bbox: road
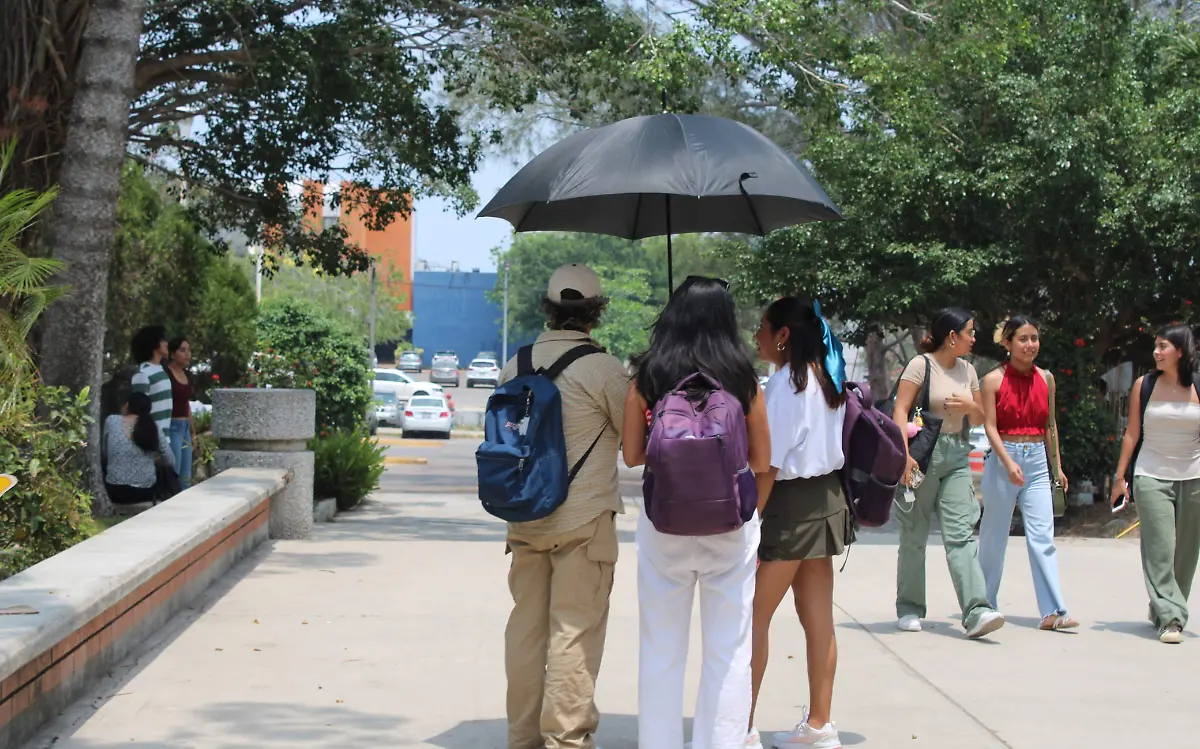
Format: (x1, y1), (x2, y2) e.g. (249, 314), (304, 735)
(31, 438), (1200, 748)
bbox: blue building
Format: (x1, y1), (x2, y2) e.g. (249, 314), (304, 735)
(412, 270), (532, 364)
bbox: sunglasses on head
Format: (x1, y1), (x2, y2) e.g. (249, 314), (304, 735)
(681, 275), (730, 290)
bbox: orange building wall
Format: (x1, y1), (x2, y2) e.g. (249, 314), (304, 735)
(338, 181), (413, 312)
(301, 180), (414, 312)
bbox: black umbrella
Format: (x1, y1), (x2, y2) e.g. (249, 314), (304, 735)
(478, 113), (842, 292)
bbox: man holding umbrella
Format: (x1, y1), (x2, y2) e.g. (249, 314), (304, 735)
(499, 264), (630, 749)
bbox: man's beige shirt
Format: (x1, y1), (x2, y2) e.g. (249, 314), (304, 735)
(499, 330), (630, 535)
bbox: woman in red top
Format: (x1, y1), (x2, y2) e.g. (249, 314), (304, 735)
(979, 316), (1076, 630)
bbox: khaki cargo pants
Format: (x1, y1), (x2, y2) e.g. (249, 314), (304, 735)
(505, 512), (619, 749)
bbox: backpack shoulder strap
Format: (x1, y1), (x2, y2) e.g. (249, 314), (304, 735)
(1139, 370), (1160, 427)
(920, 355), (934, 411)
(542, 344), (605, 380)
(517, 346), (535, 377)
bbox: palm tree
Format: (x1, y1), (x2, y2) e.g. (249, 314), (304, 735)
(0, 139), (63, 406)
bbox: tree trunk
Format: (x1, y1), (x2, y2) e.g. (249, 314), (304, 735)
(866, 328), (888, 397)
(38, 0), (146, 516)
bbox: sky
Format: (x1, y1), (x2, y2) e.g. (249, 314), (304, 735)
(412, 154), (523, 273)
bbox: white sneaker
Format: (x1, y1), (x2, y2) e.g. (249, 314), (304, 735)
(773, 716), (842, 748)
(896, 615), (922, 632)
(747, 727), (765, 749)
(967, 610), (1006, 639)
(1160, 623), (1183, 644)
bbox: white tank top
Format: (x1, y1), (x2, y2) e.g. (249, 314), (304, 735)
(1135, 401), (1200, 482)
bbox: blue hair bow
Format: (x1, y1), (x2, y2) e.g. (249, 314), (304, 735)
(814, 300), (846, 394)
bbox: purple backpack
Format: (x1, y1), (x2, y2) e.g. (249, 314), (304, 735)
(642, 373), (757, 536)
(839, 381), (907, 527)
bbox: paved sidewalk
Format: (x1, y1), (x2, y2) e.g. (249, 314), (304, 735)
(30, 448), (1200, 748)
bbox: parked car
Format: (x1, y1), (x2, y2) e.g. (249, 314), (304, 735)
(402, 394), (453, 438)
(372, 368), (443, 405)
(434, 350), (459, 368)
(430, 358), (460, 387)
(373, 391), (399, 427)
(466, 359), (501, 388)
(398, 351), (423, 373)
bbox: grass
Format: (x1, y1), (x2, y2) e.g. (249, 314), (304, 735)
(83, 514), (129, 538)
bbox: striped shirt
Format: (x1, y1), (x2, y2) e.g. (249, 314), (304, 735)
(130, 362), (173, 448)
(499, 330), (631, 535)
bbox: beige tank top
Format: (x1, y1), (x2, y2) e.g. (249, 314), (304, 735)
(1135, 401), (1200, 482)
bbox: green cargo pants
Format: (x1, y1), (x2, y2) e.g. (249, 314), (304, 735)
(895, 434), (996, 631)
(1134, 475), (1200, 629)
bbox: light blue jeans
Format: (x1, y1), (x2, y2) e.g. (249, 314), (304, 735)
(169, 418), (193, 489)
(979, 441), (1066, 619)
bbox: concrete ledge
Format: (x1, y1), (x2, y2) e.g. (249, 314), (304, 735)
(0, 467), (289, 747)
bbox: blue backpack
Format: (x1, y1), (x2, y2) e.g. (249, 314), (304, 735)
(477, 344), (608, 522)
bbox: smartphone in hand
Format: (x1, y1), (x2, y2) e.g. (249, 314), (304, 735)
(1112, 495), (1129, 513)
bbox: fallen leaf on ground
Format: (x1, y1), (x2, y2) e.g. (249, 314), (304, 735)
(0, 605), (38, 616)
(253, 619), (260, 624)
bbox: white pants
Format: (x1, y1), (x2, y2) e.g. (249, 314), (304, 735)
(637, 511), (760, 749)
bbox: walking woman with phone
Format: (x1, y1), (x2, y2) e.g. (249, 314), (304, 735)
(977, 316), (1076, 631)
(892, 308), (1005, 639)
(1111, 324), (1200, 644)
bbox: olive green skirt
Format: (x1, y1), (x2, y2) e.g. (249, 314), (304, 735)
(759, 471), (855, 562)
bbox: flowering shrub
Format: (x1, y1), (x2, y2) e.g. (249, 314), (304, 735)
(245, 349), (300, 389)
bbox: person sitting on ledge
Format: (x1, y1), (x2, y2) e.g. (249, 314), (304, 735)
(104, 392), (175, 505)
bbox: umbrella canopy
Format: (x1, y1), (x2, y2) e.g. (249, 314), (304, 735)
(478, 113), (842, 241)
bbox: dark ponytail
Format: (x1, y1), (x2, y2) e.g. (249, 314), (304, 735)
(1157, 324), (1198, 387)
(126, 392), (160, 454)
(763, 296), (846, 409)
(919, 307), (974, 353)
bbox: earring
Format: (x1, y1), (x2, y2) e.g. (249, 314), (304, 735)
(776, 342), (786, 352)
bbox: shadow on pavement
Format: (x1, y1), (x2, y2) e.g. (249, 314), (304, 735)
(1091, 619), (1192, 641)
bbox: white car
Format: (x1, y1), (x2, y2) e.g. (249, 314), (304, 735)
(401, 394), (453, 439)
(372, 368), (442, 406)
(466, 359), (501, 388)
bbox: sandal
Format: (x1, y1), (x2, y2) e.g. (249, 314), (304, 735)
(1039, 613), (1079, 631)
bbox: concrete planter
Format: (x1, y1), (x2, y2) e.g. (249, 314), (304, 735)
(212, 388), (315, 539)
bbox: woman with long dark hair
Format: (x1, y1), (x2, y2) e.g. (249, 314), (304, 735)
(978, 316), (1076, 631)
(893, 308), (1005, 639)
(1112, 323), (1200, 644)
(165, 337), (197, 488)
(748, 296), (851, 749)
(623, 276), (771, 749)
(103, 392), (175, 504)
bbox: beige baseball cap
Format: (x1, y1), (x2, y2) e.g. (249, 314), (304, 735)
(547, 263), (606, 304)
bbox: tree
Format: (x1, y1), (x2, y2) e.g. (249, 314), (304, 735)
(253, 257), (412, 344)
(36, 0), (147, 513)
(105, 162), (257, 399)
(590, 267), (657, 363)
(492, 231), (739, 342)
(667, 0), (1200, 480)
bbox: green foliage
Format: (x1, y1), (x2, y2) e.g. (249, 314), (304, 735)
(256, 299), (372, 432)
(311, 430), (386, 512)
(252, 257), (412, 344)
(590, 267), (657, 363)
(0, 384), (94, 579)
(492, 232), (746, 346)
(130, 0), (651, 276)
(0, 139), (63, 401)
(106, 162), (257, 392)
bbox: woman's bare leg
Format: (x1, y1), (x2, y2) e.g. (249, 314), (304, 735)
(791, 556), (837, 728)
(749, 559), (803, 730)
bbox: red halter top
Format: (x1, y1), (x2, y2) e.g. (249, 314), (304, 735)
(995, 364), (1049, 436)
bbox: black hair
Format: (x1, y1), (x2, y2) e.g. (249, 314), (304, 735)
(541, 298), (608, 333)
(633, 276), (757, 413)
(763, 296), (846, 409)
(168, 337), (189, 358)
(126, 392), (160, 454)
(1000, 315), (1039, 343)
(1156, 323), (1197, 386)
(919, 307), (974, 353)
(131, 325), (167, 363)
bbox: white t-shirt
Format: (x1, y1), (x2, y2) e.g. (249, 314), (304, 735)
(765, 364), (846, 480)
